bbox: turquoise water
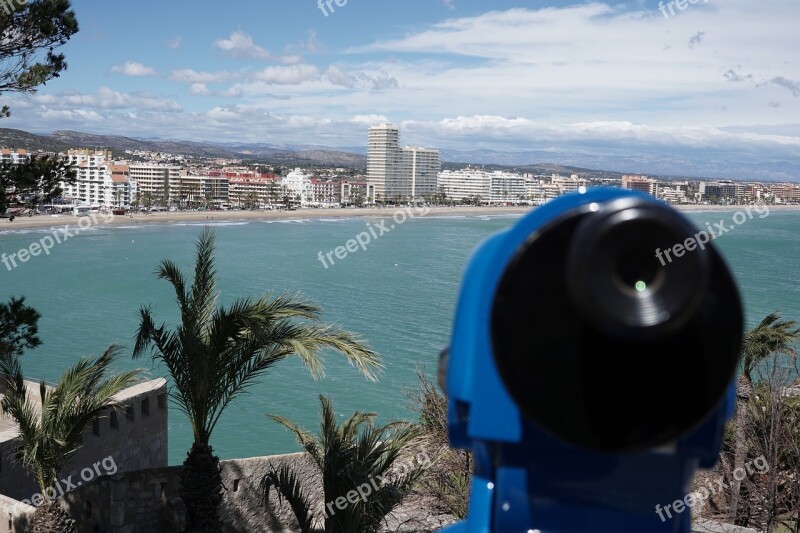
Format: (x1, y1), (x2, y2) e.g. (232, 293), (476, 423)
(1, 209), (798, 465)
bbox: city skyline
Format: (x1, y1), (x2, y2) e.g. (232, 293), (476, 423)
(0, 0), (798, 169)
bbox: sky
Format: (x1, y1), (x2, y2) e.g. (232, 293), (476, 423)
(3, 0), (800, 164)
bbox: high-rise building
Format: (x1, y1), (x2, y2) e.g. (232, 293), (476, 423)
(402, 147), (440, 200)
(367, 123), (440, 202)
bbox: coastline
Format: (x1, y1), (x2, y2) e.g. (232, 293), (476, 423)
(1, 203), (798, 231)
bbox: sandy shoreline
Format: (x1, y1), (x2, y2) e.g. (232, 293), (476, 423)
(1, 203), (798, 231)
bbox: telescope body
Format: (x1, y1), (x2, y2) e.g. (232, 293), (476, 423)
(440, 188), (743, 533)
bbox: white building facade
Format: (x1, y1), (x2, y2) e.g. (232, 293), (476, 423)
(282, 168), (313, 206)
(128, 164), (183, 206)
(437, 169), (528, 204)
(367, 124), (440, 203)
(61, 149), (116, 208)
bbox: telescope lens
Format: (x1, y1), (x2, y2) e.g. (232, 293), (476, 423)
(616, 248), (660, 292)
(491, 197), (743, 452)
(566, 198), (710, 337)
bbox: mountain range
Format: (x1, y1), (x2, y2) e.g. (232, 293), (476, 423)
(0, 128), (796, 182)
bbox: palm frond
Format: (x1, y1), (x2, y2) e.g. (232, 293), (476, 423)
(260, 464), (315, 533)
(268, 396), (426, 533)
(156, 259), (190, 322)
(279, 323), (382, 382)
(189, 228), (219, 328)
(742, 311), (799, 382)
(269, 413), (323, 468)
(0, 346), (141, 493)
(136, 229), (381, 449)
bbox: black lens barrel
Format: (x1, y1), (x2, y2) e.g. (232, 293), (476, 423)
(491, 198), (743, 452)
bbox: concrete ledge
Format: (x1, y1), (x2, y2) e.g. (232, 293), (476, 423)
(0, 494), (35, 533)
(692, 519), (761, 533)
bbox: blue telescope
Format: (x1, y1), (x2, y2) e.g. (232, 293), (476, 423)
(439, 188), (743, 533)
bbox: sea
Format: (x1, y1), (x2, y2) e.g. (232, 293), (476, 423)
(0, 208), (798, 465)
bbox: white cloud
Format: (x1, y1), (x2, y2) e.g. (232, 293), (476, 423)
(169, 69), (235, 84)
(29, 87), (182, 112)
(110, 62), (157, 77)
(214, 31), (271, 59)
(190, 83), (212, 96)
(326, 66), (398, 90)
(352, 114), (390, 125)
(253, 64), (319, 85)
(7, 2), (800, 167)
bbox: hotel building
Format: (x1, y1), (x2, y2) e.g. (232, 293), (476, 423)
(367, 124), (440, 202)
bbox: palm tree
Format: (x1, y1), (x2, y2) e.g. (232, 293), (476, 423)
(741, 312), (798, 384)
(730, 311), (798, 521)
(142, 191), (153, 210)
(0, 346), (140, 532)
(245, 191), (260, 210)
(133, 229), (381, 532)
(262, 395), (424, 533)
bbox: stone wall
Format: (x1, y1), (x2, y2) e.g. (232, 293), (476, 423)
(53, 456), (758, 533)
(62, 453), (454, 533)
(0, 379), (168, 503)
(0, 495), (33, 533)
(63, 453), (315, 533)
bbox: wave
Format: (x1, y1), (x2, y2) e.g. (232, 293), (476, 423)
(262, 219), (311, 224)
(313, 218), (358, 223)
(172, 221), (251, 227)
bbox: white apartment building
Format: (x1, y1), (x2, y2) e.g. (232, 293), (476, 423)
(282, 168), (313, 206)
(367, 124), (440, 202)
(526, 180), (561, 204)
(402, 147), (440, 201)
(0, 149), (31, 165)
(437, 169), (490, 202)
(128, 163), (183, 206)
(340, 180), (371, 205)
(310, 179), (339, 207)
(550, 174), (589, 194)
(60, 149), (120, 208)
(438, 169), (528, 204)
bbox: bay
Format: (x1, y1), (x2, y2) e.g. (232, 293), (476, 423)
(0, 209), (797, 464)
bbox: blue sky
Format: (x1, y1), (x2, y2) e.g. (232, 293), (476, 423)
(4, 0), (800, 164)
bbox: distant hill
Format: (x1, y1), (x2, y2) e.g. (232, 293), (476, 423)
(0, 128), (71, 153)
(47, 131), (368, 166)
(49, 130), (245, 159)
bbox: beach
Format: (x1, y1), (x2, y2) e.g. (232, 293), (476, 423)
(1, 203), (798, 231)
